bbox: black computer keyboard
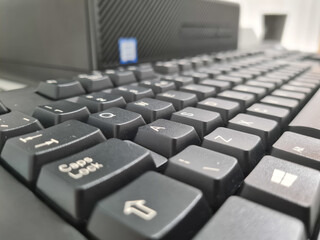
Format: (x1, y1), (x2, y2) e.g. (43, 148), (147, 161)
(0, 48), (320, 240)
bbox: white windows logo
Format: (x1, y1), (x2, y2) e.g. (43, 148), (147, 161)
(271, 169), (298, 187)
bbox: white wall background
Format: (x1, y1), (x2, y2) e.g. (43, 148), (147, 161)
(224, 0), (320, 52)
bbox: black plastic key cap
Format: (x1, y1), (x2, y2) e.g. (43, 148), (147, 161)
(199, 79), (231, 92)
(77, 92), (126, 113)
(180, 84), (216, 100)
(154, 62), (179, 74)
(289, 89), (320, 138)
(0, 101), (8, 114)
(37, 139), (154, 223)
(218, 90), (255, 111)
(198, 68), (221, 78)
(88, 172), (210, 240)
(202, 127), (264, 175)
(105, 69), (137, 86)
(87, 107), (145, 140)
(214, 75), (243, 86)
(240, 155), (320, 235)
(271, 89), (306, 103)
(246, 80), (276, 93)
(260, 95), (299, 112)
(256, 76), (284, 86)
(247, 103), (291, 128)
(161, 75), (194, 89)
(233, 84), (267, 99)
(134, 119), (200, 158)
(272, 132), (320, 170)
(228, 113), (280, 150)
(0, 111), (43, 150)
(1, 120), (105, 184)
(171, 107), (223, 139)
(125, 141), (168, 172)
(194, 196), (307, 240)
(156, 90), (198, 111)
(75, 73), (113, 93)
(126, 98), (175, 123)
(32, 101), (90, 127)
(165, 145), (243, 208)
(197, 97), (241, 123)
(289, 81), (317, 89)
(281, 84), (312, 95)
(37, 79), (86, 100)
(127, 65), (156, 81)
(139, 80), (176, 94)
(181, 71), (209, 83)
(111, 85), (154, 102)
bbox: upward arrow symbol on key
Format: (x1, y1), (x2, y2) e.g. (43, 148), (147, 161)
(123, 200), (157, 221)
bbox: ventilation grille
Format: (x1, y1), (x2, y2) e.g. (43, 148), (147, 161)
(95, 0), (239, 68)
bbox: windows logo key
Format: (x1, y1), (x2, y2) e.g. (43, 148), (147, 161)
(118, 38), (138, 65)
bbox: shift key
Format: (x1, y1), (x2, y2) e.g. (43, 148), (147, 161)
(1, 120), (106, 185)
(271, 131), (320, 170)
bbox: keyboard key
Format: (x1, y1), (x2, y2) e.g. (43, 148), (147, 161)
(247, 103), (291, 128)
(87, 107), (145, 140)
(0, 101), (8, 114)
(156, 90), (197, 111)
(111, 85), (154, 102)
(180, 84), (216, 100)
(104, 69), (137, 86)
(228, 113), (280, 150)
(197, 97), (241, 123)
(289, 89), (320, 138)
(88, 172), (210, 240)
(240, 155), (320, 234)
(217, 90), (255, 111)
(288, 81), (317, 89)
(194, 196), (306, 240)
(198, 68), (221, 78)
(246, 80), (276, 93)
(260, 95), (299, 112)
(271, 131), (320, 170)
(154, 62), (179, 74)
(32, 101), (90, 127)
(37, 79), (85, 100)
(214, 75), (243, 86)
(126, 98), (175, 123)
(125, 140), (168, 172)
(37, 139), (154, 223)
(256, 76), (283, 87)
(139, 80), (176, 94)
(233, 84), (267, 100)
(127, 65), (156, 81)
(228, 72), (253, 81)
(0, 166), (87, 240)
(271, 89), (306, 103)
(161, 76), (194, 89)
(181, 71), (209, 83)
(0, 111), (43, 150)
(1, 120), (105, 185)
(190, 57), (204, 69)
(171, 107), (223, 139)
(75, 73), (113, 92)
(77, 92), (126, 113)
(280, 84), (312, 96)
(175, 59), (193, 72)
(198, 79), (231, 92)
(134, 119), (200, 158)
(165, 145), (243, 208)
(202, 127), (264, 175)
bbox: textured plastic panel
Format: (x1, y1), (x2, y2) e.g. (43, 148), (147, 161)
(95, 0), (240, 68)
